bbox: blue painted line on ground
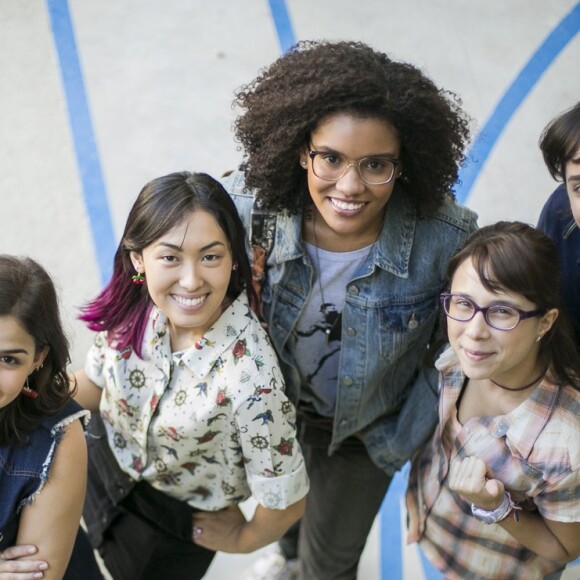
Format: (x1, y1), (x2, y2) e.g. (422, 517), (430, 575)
(380, 465), (407, 579)
(47, 0), (116, 285)
(455, 2), (580, 205)
(268, 0), (297, 53)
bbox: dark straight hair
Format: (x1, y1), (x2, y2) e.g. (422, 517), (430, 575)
(80, 171), (258, 357)
(445, 221), (580, 390)
(0, 255), (73, 445)
(539, 101), (580, 181)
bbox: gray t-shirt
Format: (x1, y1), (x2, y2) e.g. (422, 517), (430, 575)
(294, 242), (373, 416)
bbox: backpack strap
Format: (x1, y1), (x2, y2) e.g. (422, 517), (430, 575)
(250, 195), (276, 303)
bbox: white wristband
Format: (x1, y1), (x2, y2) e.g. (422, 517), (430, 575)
(471, 491), (521, 525)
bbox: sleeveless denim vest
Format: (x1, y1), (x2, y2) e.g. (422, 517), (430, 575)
(0, 400), (89, 548)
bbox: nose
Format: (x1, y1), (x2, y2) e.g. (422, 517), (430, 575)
(335, 162), (365, 196)
(180, 262), (203, 292)
(464, 311), (491, 339)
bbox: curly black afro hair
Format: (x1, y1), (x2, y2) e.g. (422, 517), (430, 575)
(233, 40), (472, 215)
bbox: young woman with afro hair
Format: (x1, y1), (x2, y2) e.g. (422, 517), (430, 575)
(222, 40), (479, 579)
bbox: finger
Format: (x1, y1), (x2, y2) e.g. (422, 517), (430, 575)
(484, 478), (504, 499)
(471, 457), (487, 480)
(0, 559), (48, 576)
(0, 546), (38, 560)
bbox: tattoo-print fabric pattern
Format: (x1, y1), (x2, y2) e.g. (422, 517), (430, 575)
(406, 348), (580, 580)
(85, 293), (309, 511)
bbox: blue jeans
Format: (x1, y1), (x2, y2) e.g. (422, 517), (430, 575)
(279, 411), (392, 579)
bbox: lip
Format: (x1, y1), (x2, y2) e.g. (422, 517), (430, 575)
(462, 347), (494, 362)
(328, 197), (367, 216)
(171, 294), (208, 310)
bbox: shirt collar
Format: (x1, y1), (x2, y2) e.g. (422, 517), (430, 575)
(490, 381), (559, 459)
(149, 293), (254, 381)
(437, 347), (558, 460)
(273, 183), (418, 278)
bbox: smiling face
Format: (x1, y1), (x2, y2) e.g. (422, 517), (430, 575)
(565, 148), (580, 226)
(300, 112), (401, 250)
(130, 209), (233, 350)
(0, 315), (47, 409)
(447, 258), (557, 387)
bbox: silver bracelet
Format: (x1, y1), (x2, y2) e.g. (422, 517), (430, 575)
(471, 491), (521, 525)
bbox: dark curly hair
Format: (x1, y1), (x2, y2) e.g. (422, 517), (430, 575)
(0, 255), (74, 446)
(233, 40), (471, 214)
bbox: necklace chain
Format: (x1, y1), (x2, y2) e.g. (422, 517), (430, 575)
(489, 371), (544, 392)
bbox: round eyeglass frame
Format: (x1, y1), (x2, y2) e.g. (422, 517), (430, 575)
(439, 293), (546, 331)
(308, 150), (400, 185)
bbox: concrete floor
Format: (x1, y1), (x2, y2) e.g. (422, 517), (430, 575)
(2, 1), (580, 578)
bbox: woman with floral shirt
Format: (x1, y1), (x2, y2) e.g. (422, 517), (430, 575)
(74, 171), (308, 579)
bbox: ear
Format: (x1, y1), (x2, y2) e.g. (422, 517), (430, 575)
(130, 251), (144, 273)
(299, 149), (309, 169)
(34, 345), (49, 369)
(538, 308), (559, 338)
(395, 161), (403, 179)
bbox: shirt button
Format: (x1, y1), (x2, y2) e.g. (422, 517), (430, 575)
(348, 286), (359, 296)
(345, 327), (356, 337)
(343, 376), (354, 387)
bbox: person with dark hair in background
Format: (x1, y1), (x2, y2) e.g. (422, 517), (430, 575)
(221, 40), (478, 579)
(537, 101), (580, 343)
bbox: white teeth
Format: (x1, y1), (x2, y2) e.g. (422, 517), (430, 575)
(173, 295), (205, 307)
(330, 198), (365, 211)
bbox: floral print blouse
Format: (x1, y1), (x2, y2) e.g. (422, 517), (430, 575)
(85, 293), (309, 511)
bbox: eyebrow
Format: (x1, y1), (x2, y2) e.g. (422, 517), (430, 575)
(156, 241), (227, 252)
(310, 144), (399, 158)
(451, 293), (522, 308)
(0, 348), (29, 355)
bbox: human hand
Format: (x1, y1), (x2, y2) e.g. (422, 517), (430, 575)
(0, 545), (47, 579)
(192, 505), (251, 553)
(448, 456), (505, 510)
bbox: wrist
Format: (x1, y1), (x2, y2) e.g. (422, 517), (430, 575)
(471, 491), (521, 525)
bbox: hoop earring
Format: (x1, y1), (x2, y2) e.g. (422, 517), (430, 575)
(22, 377), (38, 399)
(132, 272), (145, 285)
(232, 262), (238, 271)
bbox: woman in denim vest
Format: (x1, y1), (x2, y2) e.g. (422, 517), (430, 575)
(0, 255), (101, 579)
(222, 40), (479, 580)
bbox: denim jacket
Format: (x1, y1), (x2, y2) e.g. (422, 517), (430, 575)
(0, 400), (89, 549)
(222, 171), (478, 474)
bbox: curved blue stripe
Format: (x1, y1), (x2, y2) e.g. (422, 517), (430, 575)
(268, 0), (297, 53)
(47, 0), (115, 285)
(379, 466), (406, 579)
(455, 2), (580, 205)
